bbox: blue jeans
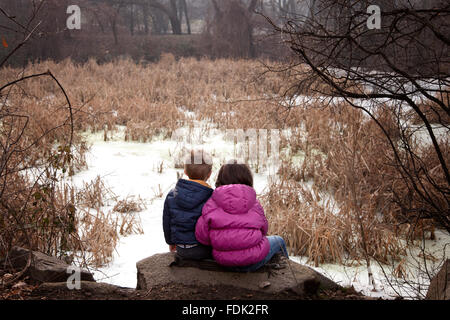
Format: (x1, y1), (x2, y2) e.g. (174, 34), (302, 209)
(231, 236), (289, 272)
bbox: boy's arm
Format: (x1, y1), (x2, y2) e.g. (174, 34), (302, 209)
(162, 193), (174, 245)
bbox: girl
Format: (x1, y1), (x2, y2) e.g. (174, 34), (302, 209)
(195, 161), (288, 272)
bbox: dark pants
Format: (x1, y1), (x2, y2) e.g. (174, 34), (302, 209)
(176, 244), (213, 260)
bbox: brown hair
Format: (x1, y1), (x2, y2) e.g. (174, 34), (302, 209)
(184, 149), (213, 180)
(215, 161), (253, 188)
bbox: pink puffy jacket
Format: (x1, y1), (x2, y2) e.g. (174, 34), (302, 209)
(195, 184), (270, 267)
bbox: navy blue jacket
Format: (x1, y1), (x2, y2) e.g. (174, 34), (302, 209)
(163, 179), (213, 245)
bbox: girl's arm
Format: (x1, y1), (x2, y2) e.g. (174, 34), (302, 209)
(256, 200), (268, 236)
(195, 200), (214, 245)
(261, 214), (269, 236)
(195, 215), (211, 246)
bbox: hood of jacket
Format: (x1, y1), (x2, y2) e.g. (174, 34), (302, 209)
(211, 184), (257, 215)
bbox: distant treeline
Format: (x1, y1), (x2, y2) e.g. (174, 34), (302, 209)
(0, 0), (306, 65)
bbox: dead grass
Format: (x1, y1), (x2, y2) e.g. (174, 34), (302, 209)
(76, 176), (116, 209)
(2, 57), (447, 271)
(113, 196), (146, 213)
(76, 207), (142, 268)
(264, 102), (447, 265)
(411, 89), (450, 125)
(1, 56), (286, 271)
(74, 181), (144, 267)
(0, 71), (89, 267)
(1, 56), (291, 139)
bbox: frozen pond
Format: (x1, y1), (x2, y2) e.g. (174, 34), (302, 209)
(71, 127), (449, 299)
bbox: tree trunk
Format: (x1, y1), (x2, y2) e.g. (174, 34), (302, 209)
(211, 0), (222, 19)
(110, 10), (119, 45)
(181, 0), (191, 34)
(112, 19), (118, 45)
(93, 11), (105, 33)
(248, 0), (258, 12)
(129, 4), (134, 35)
(169, 0), (182, 34)
(149, 0), (182, 35)
(143, 4), (149, 34)
(168, 13), (182, 34)
(259, 0), (266, 15)
(151, 9), (169, 34)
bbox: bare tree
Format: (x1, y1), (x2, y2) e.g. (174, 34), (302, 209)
(267, 0), (449, 233)
(146, 0), (182, 34)
(179, 0), (191, 34)
(207, 0), (258, 58)
(0, 1), (84, 286)
(90, 0), (190, 35)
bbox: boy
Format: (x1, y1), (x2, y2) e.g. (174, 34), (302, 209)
(163, 149), (213, 260)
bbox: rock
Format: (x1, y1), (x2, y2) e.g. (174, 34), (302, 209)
(289, 275), (320, 296)
(136, 253), (340, 297)
(426, 259), (450, 300)
(37, 281), (134, 296)
(6, 246), (95, 283)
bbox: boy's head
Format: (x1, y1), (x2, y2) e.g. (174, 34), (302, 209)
(183, 149), (213, 181)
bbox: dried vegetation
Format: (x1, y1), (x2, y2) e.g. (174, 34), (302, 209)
(1, 56), (447, 272)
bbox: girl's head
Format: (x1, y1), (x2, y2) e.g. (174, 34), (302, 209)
(215, 161), (253, 188)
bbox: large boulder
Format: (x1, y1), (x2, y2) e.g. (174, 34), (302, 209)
(4, 246), (95, 283)
(426, 259), (449, 300)
(136, 253), (340, 297)
(35, 281), (134, 299)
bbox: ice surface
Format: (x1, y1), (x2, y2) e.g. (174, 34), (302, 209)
(71, 127), (449, 299)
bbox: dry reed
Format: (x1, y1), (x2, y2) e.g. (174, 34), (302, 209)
(113, 196), (146, 213)
(2, 57), (447, 271)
